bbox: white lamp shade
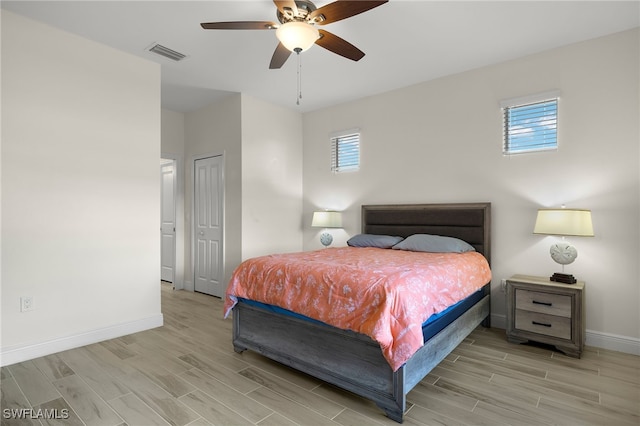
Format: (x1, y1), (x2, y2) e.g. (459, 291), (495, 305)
(312, 211), (342, 228)
(533, 209), (594, 237)
(276, 21), (319, 52)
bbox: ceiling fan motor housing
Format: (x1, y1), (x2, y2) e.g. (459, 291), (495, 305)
(277, 0), (324, 24)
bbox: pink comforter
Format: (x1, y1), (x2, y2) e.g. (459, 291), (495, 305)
(224, 247), (491, 371)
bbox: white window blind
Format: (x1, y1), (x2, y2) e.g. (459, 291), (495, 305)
(501, 91), (559, 155)
(330, 130), (360, 173)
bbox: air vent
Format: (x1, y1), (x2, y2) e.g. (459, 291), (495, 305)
(147, 43), (187, 61)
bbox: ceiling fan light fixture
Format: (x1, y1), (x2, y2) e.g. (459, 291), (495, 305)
(276, 21), (319, 52)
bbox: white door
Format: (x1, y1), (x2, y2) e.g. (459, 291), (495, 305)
(160, 160), (176, 283)
(194, 155), (224, 297)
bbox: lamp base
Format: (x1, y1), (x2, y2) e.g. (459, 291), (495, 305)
(550, 273), (577, 284)
(319, 232), (333, 247)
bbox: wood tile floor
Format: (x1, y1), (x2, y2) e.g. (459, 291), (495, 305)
(2, 283), (638, 425)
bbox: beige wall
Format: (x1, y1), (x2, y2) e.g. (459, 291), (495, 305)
(302, 29), (640, 347)
(240, 95), (303, 259)
(1, 11), (162, 364)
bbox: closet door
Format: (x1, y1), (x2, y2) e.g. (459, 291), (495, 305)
(194, 155), (224, 297)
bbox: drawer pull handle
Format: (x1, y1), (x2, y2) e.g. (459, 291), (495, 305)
(532, 321), (552, 328)
(532, 300), (552, 307)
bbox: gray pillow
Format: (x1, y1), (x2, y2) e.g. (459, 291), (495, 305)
(392, 234), (475, 253)
(347, 234), (404, 248)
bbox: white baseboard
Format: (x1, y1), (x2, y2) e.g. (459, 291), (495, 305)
(491, 313), (507, 330)
(585, 330), (640, 356)
(0, 314), (163, 367)
(489, 313), (639, 356)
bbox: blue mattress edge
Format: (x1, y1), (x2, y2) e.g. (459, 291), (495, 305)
(237, 286), (486, 342)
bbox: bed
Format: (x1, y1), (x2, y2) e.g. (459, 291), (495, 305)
(226, 202), (492, 422)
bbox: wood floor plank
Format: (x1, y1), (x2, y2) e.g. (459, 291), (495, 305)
(183, 418), (212, 426)
(115, 370), (200, 426)
(107, 393), (171, 426)
(234, 350), (325, 391)
(32, 354), (74, 381)
(312, 382), (411, 425)
(246, 385), (340, 425)
(177, 353), (259, 394)
(490, 371), (600, 403)
(35, 396), (85, 426)
(598, 391), (640, 417)
(331, 407), (386, 426)
(256, 412), (299, 426)
(538, 396), (638, 426)
(403, 404), (467, 426)
(80, 343), (138, 378)
(125, 355), (196, 398)
(542, 389), (640, 425)
(406, 391), (501, 426)
(595, 347), (640, 370)
(124, 341), (192, 375)
(51, 374), (123, 426)
(0, 376), (41, 426)
(598, 362), (640, 385)
(432, 376), (546, 420)
(178, 368), (274, 424)
(472, 400), (553, 426)
(410, 381), (479, 412)
(56, 348), (129, 401)
(451, 343), (508, 362)
(431, 365), (540, 407)
(239, 366), (345, 419)
(546, 366), (640, 400)
(178, 390), (255, 426)
(6, 361), (61, 406)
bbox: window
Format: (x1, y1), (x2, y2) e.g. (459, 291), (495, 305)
(330, 129), (360, 173)
(501, 91), (559, 155)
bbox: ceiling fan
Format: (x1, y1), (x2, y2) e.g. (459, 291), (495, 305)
(201, 0), (388, 69)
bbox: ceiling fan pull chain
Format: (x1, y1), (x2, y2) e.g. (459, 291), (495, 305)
(296, 48), (302, 105)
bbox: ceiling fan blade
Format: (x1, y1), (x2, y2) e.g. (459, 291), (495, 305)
(309, 0), (388, 25)
(200, 21), (277, 30)
(273, 0), (298, 18)
(315, 29), (364, 61)
(270, 42), (292, 69)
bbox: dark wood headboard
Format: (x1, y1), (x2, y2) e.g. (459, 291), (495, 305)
(361, 203), (491, 264)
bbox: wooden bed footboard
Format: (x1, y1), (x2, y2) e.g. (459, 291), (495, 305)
(232, 293), (490, 422)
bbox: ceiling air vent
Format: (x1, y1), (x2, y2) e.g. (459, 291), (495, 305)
(147, 43), (187, 61)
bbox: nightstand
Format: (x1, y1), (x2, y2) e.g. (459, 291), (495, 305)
(506, 274), (585, 358)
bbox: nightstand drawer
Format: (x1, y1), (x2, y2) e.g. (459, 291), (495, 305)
(515, 309), (571, 340)
(515, 289), (571, 318)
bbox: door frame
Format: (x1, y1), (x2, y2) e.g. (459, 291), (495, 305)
(161, 153), (184, 290)
(191, 152), (226, 295)
(160, 158), (176, 285)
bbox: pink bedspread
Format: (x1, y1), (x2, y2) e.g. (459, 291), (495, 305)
(224, 246), (491, 371)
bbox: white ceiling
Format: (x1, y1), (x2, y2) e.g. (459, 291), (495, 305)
(3, 1), (639, 113)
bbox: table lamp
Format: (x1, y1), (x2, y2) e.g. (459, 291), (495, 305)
(312, 211), (342, 247)
(533, 208), (594, 284)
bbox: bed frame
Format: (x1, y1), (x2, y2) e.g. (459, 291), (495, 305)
(232, 203), (491, 422)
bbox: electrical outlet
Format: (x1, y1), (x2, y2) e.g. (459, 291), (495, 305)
(20, 296), (34, 312)
(500, 279), (507, 293)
